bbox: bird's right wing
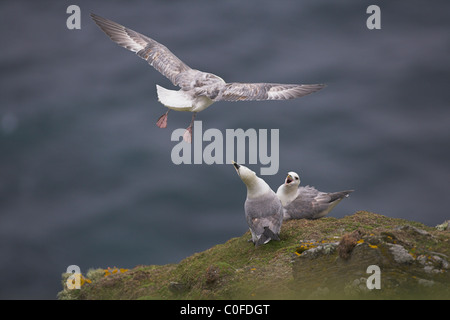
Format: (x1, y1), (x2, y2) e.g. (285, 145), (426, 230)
(284, 186), (319, 219)
(214, 83), (325, 101)
(91, 13), (191, 87)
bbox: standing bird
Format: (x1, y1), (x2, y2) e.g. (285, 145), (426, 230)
(232, 161), (283, 247)
(276, 171), (353, 220)
(91, 14), (325, 142)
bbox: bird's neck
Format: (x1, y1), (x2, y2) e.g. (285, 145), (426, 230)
(245, 177), (271, 199)
(277, 184), (298, 206)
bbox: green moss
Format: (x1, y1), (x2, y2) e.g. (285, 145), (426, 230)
(58, 211), (450, 300)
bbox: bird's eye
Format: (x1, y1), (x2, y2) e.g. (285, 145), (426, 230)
(295, 177), (299, 180)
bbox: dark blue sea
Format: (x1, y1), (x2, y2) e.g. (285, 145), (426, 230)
(1, 0), (449, 299)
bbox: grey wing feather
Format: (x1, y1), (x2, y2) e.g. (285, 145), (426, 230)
(90, 14), (191, 86)
(215, 83), (325, 101)
(285, 187), (353, 220)
(327, 190), (354, 203)
(176, 70), (226, 92)
(245, 192), (283, 236)
(284, 186), (320, 219)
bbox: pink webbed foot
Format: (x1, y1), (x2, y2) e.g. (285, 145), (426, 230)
(156, 111), (169, 128)
(183, 113), (197, 143)
(183, 126), (192, 143)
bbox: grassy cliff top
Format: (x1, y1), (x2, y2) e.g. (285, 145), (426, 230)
(58, 211), (450, 300)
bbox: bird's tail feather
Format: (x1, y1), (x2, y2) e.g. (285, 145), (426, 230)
(156, 85), (191, 110)
(255, 227), (280, 247)
(329, 190), (354, 203)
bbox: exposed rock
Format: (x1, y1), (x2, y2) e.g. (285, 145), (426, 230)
(417, 278), (435, 287)
(168, 281), (187, 294)
(397, 225), (430, 236)
(417, 254), (449, 274)
(436, 220), (450, 231)
(387, 244), (414, 264)
(299, 242), (338, 259)
(344, 277), (371, 295)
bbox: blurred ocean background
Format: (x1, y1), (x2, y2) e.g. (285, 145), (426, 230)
(1, 0), (449, 299)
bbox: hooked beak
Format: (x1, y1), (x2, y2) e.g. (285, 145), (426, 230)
(286, 174), (293, 184)
(232, 160), (240, 170)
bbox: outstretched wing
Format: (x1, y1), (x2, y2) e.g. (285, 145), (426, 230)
(215, 83), (325, 101)
(91, 13), (191, 86)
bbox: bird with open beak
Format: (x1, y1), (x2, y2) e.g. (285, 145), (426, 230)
(276, 171), (354, 220)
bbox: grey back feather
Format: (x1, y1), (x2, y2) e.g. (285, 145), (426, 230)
(284, 187), (353, 220)
(245, 190), (283, 237)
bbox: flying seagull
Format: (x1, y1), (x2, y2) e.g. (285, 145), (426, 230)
(90, 14), (326, 142)
(232, 161), (283, 247)
(276, 171), (354, 220)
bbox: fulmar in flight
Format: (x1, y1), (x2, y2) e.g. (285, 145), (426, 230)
(91, 14), (326, 142)
(276, 171), (354, 220)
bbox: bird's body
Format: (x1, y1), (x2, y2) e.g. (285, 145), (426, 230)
(277, 172), (353, 220)
(156, 84), (215, 113)
(90, 14), (325, 142)
(232, 162), (283, 246)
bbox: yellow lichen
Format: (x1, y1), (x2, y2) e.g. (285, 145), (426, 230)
(104, 267), (129, 277)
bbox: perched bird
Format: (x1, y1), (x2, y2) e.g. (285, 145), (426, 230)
(232, 161), (283, 246)
(91, 14), (326, 142)
(276, 171), (353, 220)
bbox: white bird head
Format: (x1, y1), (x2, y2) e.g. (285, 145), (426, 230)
(232, 161), (257, 183)
(285, 171), (300, 187)
(232, 161), (271, 199)
(276, 171), (301, 206)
